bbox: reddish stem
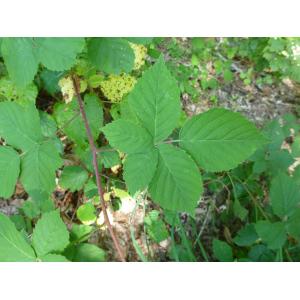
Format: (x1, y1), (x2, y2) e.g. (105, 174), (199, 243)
(72, 76), (126, 262)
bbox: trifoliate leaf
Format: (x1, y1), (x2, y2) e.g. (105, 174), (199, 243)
(59, 166), (89, 192)
(270, 172), (300, 219)
(20, 140), (63, 194)
(149, 144), (203, 215)
(123, 148), (158, 194)
(180, 108), (266, 172)
(0, 213), (36, 262)
(127, 57), (181, 143)
(88, 38), (135, 74)
(0, 146), (20, 199)
(102, 119), (153, 154)
(32, 210), (69, 257)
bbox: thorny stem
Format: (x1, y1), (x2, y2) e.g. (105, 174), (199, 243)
(72, 76), (126, 262)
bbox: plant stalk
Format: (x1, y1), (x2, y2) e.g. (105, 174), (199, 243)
(72, 76), (126, 262)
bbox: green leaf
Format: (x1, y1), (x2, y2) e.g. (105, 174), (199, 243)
(270, 172), (300, 218)
(149, 144), (203, 215)
(73, 243), (106, 262)
(255, 221), (286, 250)
(70, 224), (93, 243)
(0, 102), (42, 151)
(212, 239), (233, 262)
(233, 224), (259, 247)
(59, 166), (89, 192)
(144, 210), (169, 243)
(0, 146), (20, 198)
(39, 254), (69, 262)
(40, 69), (63, 95)
(32, 210), (69, 257)
(0, 77), (38, 104)
(179, 108), (266, 172)
(100, 146), (120, 168)
(76, 202), (97, 225)
(53, 93), (103, 147)
(123, 148), (158, 194)
(1, 38), (38, 87)
(35, 38), (85, 71)
(88, 38), (135, 74)
(102, 119), (153, 154)
(0, 213), (36, 262)
(127, 57), (181, 143)
(286, 208), (300, 240)
(1, 38), (84, 87)
(20, 140), (63, 194)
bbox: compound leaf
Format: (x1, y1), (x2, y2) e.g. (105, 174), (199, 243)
(0, 146), (20, 199)
(149, 144), (203, 215)
(0, 213), (36, 262)
(127, 57), (181, 143)
(180, 108), (266, 172)
(32, 210), (69, 257)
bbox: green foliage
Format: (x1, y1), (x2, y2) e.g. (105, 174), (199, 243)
(0, 146), (20, 198)
(255, 221), (286, 250)
(127, 57), (181, 143)
(59, 166), (89, 192)
(76, 202), (97, 225)
(0, 213), (36, 262)
(32, 210), (69, 257)
(0, 37), (298, 262)
(88, 38), (135, 74)
(212, 239), (233, 262)
(179, 108), (266, 172)
(1, 38), (84, 87)
(144, 210), (169, 243)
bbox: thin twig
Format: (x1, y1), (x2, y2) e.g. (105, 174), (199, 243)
(72, 75), (126, 262)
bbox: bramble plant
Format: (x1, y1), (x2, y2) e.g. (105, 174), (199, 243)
(0, 37), (298, 262)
